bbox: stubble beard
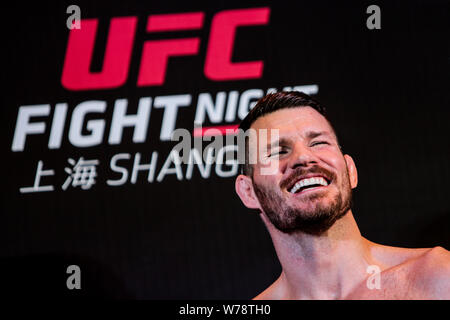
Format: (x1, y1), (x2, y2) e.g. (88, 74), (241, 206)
(253, 171), (352, 235)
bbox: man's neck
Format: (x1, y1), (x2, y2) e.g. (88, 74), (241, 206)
(261, 211), (378, 299)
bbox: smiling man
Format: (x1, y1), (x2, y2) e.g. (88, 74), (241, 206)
(235, 91), (450, 300)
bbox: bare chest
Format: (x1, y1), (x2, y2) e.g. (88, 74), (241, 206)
(345, 270), (429, 300)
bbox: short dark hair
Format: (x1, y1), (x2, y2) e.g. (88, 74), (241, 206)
(238, 91), (336, 176)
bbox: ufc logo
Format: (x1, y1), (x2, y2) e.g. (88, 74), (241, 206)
(61, 7), (270, 91)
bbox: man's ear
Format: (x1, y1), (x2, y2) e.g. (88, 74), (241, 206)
(235, 174), (261, 210)
(344, 154), (358, 189)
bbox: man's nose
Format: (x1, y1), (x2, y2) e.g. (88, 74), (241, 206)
(288, 142), (318, 169)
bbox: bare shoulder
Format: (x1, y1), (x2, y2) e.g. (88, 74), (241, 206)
(369, 242), (450, 299)
(420, 246), (450, 264)
(413, 246), (450, 299)
(405, 247), (450, 299)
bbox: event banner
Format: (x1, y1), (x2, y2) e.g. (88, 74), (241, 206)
(2, 0), (449, 300)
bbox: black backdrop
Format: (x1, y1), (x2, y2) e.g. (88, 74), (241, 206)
(1, 0), (449, 299)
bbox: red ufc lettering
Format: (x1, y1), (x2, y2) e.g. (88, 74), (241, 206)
(204, 8), (270, 81)
(61, 8), (270, 91)
(61, 17), (137, 91)
(137, 12), (204, 86)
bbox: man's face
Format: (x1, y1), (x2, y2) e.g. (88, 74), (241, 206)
(248, 107), (355, 235)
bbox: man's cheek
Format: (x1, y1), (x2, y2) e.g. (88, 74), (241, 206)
(260, 160), (280, 176)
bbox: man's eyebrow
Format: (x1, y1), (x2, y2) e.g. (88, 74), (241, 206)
(266, 138), (291, 150)
(265, 131), (333, 150)
(305, 131), (332, 139)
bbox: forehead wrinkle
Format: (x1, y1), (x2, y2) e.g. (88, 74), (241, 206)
(264, 126), (334, 146)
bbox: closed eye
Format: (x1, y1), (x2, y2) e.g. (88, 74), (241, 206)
(269, 148), (289, 157)
(310, 141), (329, 147)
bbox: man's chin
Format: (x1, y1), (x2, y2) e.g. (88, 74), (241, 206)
(287, 199), (335, 216)
(265, 200), (350, 235)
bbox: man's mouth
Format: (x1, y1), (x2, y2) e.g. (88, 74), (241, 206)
(289, 176), (329, 194)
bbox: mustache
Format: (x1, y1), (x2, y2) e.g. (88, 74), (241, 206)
(280, 165), (337, 190)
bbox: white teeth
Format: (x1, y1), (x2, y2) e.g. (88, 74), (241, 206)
(289, 177), (328, 193)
